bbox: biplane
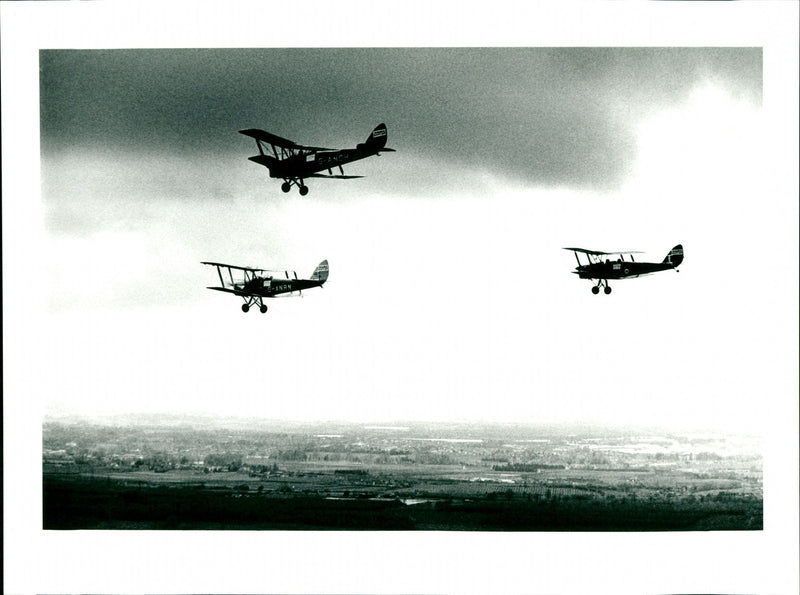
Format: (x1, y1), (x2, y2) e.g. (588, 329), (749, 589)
(239, 123), (395, 195)
(202, 260), (329, 313)
(563, 245), (683, 294)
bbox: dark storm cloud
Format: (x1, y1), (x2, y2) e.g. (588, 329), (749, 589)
(41, 48), (761, 190)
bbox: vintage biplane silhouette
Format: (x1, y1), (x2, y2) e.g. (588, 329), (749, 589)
(563, 245), (683, 294)
(239, 123), (395, 195)
(202, 260), (329, 313)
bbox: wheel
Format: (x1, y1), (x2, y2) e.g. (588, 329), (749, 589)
(260, 305), (268, 314)
(299, 185), (309, 196)
(591, 286), (600, 295)
(281, 182), (291, 193)
(604, 286), (612, 295)
(241, 304), (250, 313)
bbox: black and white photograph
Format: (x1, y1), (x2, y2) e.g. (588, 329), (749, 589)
(3, 2), (798, 594)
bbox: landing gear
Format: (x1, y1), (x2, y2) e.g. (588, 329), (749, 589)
(241, 296), (267, 313)
(281, 179), (310, 195)
(591, 280), (612, 295)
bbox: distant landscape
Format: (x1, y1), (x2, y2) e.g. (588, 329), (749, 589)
(43, 415), (762, 530)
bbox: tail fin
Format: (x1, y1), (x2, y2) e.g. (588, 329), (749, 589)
(310, 260), (329, 284)
(663, 244), (684, 267)
(357, 123), (393, 152)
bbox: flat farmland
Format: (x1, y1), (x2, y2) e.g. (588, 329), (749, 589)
(43, 417), (762, 530)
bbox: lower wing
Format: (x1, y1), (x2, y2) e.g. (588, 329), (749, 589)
(207, 286), (258, 297)
(308, 173), (364, 179)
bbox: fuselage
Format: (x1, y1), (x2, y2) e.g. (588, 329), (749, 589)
(250, 147), (378, 179)
(575, 260), (674, 280)
(240, 276), (323, 297)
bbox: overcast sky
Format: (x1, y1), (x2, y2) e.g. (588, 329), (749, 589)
(40, 48), (761, 191)
(34, 46), (796, 432)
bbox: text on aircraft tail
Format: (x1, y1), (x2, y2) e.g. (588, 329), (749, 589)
(311, 260), (329, 284)
(663, 244), (684, 267)
(358, 123), (389, 151)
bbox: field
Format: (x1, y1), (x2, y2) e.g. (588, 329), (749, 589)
(43, 417), (762, 530)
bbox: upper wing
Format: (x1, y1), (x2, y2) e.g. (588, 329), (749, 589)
(562, 247), (643, 255)
(202, 261), (298, 276)
(239, 128), (331, 151)
(563, 247), (611, 255)
(239, 129), (298, 148)
(202, 261), (266, 273)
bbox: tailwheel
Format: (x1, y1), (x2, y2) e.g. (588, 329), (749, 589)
(281, 182), (291, 193)
(241, 304), (250, 313)
(299, 185), (309, 196)
(260, 305), (268, 314)
(591, 286), (600, 295)
(604, 286), (612, 295)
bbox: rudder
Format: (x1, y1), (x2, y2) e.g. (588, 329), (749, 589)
(311, 260), (329, 284)
(359, 123), (389, 151)
(663, 244), (684, 267)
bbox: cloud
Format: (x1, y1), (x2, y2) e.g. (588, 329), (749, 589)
(41, 48), (761, 193)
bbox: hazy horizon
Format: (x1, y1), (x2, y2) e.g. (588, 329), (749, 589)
(42, 408), (762, 438)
